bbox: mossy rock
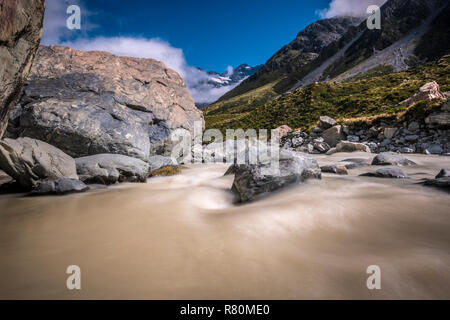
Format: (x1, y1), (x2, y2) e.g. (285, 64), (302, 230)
(149, 166), (181, 177)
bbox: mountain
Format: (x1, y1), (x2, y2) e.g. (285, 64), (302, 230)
(217, 17), (362, 102)
(203, 0), (450, 132)
(192, 64), (262, 108)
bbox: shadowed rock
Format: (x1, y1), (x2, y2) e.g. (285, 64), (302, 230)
(76, 154), (150, 185)
(372, 152), (416, 166)
(322, 125), (345, 147)
(320, 165), (348, 175)
(436, 169), (450, 179)
(0, 0), (45, 138)
(231, 150), (321, 203)
(0, 137), (78, 190)
(360, 168), (409, 179)
(31, 178), (89, 196)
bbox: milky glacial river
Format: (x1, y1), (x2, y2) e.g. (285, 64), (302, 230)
(0, 152), (449, 299)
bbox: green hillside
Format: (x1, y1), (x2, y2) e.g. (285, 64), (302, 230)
(204, 55), (450, 132)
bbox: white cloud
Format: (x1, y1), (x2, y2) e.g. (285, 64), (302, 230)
(318, 0), (387, 18)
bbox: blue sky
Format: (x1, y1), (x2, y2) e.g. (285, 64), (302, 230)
(42, 0), (382, 103)
(84, 0), (334, 72)
(43, 0), (343, 72)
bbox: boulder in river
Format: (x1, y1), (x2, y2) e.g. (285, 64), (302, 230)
(371, 152), (416, 166)
(436, 169), (450, 179)
(231, 149), (321, 203)
(0, 137), (78, 190)
(31, 178), (89, 196)
(8, 46), (204, 160)
(360, 168), (409, 179)
(76, 154), (150, 185)
(320, 165), (348, 175)
(0, 0), (45, 138)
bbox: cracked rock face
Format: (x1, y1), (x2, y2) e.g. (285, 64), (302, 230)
(8, 46), (204, 161)
(0, 0), (45, 139)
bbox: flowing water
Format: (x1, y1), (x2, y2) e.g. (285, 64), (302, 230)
(0, 152), (449, 299)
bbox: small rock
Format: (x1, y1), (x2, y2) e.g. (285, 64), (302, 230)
(436, 169), (450, 179)
(400, 147), (415, 154)
(275, 125), (293, 138)
(405, 135), (419, 142)
(318, 116), (337, 130)
(371, 152), (416, 166)
(31, 178), (89, 196)
(422, 177), (450, 191)
(335, 141), (371, 153)
(384, 128), (398, 139)
(380, 139), (391, 147)
(347, 135), (360, 142)
(367, 127), (379, 138)
(360, 168), (409, 179)
(322, 125), (346, 147)
(320, 165), (348, 175)
(426, 145), (443, 155)
(314, 141), (331, 153)
(312, 126), (324, 134)
(408, 122), (420, 132)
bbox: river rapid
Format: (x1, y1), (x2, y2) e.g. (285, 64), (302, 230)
(0, 152), (449, 299)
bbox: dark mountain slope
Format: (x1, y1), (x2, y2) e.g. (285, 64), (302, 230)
(217, 17), (361, 102)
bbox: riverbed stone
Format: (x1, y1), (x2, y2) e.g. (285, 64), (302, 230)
(76, 154), (150, 184)
(318, 116), (336, 130)
(436, 169), (450, 179)
(335, 141), (371, 153)
(322, 125), (345, 147)
(371, 152), (416, 166)
(360, 168), (409, 179)
(231, 150), (321, 202)
(31, 178), (89, 196)
(0, 137), (78, 190)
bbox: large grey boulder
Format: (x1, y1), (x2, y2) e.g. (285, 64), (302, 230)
(372, 152), (416, 166)
(322, 125), (345, 147)
(31, 178), (89, 196)
(0, 137), (78, 190)
(8, 46), (204, 160)
(231, 149), (321, 203)
(76, 154), (150, 185)
(0, 0), (45, 138)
